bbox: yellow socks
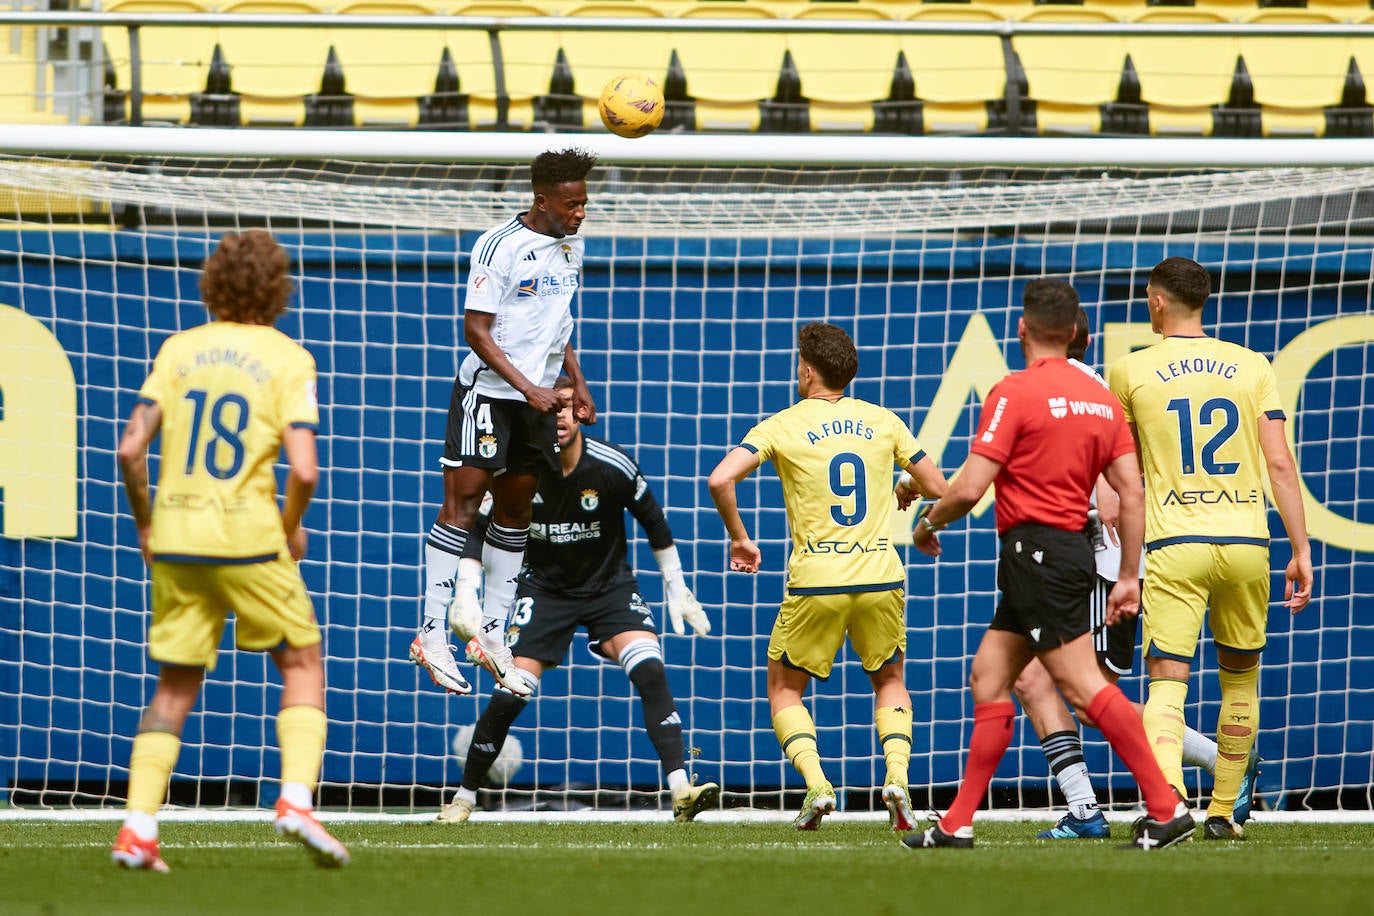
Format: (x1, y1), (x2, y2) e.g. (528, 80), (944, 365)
(1210, 664), (1259, 819)
(277, 705), (328, 792)
(126, 730), (181, 817)
(1142, 677), (1189, 793)
(875, 705), (913, 785)
(772, 705), (827, 789)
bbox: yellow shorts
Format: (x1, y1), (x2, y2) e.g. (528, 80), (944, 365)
(149, 554), (320, 671)
(1142, 542), (1270, 661)
(767, 588), (905, 680)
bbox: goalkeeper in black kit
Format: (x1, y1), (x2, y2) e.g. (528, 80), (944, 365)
(439, 377), (717, 823)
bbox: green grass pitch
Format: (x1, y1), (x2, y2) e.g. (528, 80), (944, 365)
(4, 818), (1374, 916)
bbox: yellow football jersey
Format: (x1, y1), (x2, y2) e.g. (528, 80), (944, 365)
(138, 321), (318, 562)
(742, 397), (924, 594)
(1108, 335), (1283, 550)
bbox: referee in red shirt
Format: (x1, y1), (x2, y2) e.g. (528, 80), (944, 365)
(902, 279), (1194, 852)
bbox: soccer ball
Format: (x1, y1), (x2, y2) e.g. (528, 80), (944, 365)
(598, 74), (665, 138)
(451, 723), (524, 787)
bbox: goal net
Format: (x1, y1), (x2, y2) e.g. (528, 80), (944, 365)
(2, 137), (1370, 816)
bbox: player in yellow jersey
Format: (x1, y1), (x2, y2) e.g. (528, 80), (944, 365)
(1109, 256), (1314, 841)
(110, 230), (348, 872)
(708, 322), (947, 831)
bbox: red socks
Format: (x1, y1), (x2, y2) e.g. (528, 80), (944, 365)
(1088, 684), (1179, 822)
(940, 701), (1016, 832)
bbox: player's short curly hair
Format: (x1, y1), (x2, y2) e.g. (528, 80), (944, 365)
(798, 322), (858, 390)
(531, 148), (598, 190)
(200, 230), (293, 325)
(1067, 307), (1090, 362)
(1149, 256), (1212, 310)
(1022, 278), (1080, 348)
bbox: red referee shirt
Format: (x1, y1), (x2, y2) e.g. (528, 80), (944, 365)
(970, 357), (1136, 535)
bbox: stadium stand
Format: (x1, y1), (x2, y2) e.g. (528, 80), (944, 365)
(0, 0), (1359, 135)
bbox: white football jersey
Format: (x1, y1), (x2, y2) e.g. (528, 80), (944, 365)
(459, 215), (582, 401)
(1071, 357), (1145, 582)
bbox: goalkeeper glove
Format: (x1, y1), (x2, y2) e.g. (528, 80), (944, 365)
(654, 545), (711, 636)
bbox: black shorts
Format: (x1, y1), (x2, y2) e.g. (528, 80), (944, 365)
(441, 381), (558, 476)
(506, 582), (657, 666)
(1090, 574), (1141, 676)
(989, 523), (1097, 653)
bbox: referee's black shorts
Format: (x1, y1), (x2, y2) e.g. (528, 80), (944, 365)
(989, 522), (1096, 653)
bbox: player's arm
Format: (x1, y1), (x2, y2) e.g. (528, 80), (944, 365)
(895, 454), (948, 510)
(280, 425), (319, 562)
(1094, 474), (1121, 548)
(630, 477), (710, 636)
(463, 311), (566, 415)
(911, 453), (1000, 558)
(116, 401), (162, 567)
(707, 446), (763, 573)
(559, 341), (596, 425)
(1101, 449), (1144, 625)
(1258, 414), (1314, 614)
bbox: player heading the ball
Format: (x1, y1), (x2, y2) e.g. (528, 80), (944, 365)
(411, 148), (598, 699)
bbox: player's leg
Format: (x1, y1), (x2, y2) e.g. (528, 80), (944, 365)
(1202, 544), (1270, 837)
(460, 469), (539, 694)
(112, 666), (203, 873)
(414, 461), (489, 695)
(852, 589), (916, 831)
(1139, 543), (1210, 796)
(1014, 658), (1109, 838)
(440, 657), (543, 823)
(113, 561), (219, 872)
(1040, 636), (1192, 847)
(269, 641), (348, 867)
(909, 628), (1026, 849)
(767, 593), (844, 829)
(602, 617), (719, 822)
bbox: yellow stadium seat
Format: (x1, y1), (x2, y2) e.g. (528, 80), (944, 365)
(332, 3), (450, 126)
(787, 6), (900, 105)
(669, 3), (788, 108)
(218, 1), (333, 124)
(0, 31), (66, 126)
(809, 101), (875, 132)
(1241, 11), (1350, 109)
(1261, 108), (1327, 138)
(446, 1), (558, 127)
(103, 0), (218, 124)
(1126, 8), (1236, 133)
(901, 7), (1005, 110)
(561, 3), (673, 127)
(1014, 8), (1124, 107)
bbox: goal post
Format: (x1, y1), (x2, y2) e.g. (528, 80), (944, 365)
(1, 129), (1370, 815)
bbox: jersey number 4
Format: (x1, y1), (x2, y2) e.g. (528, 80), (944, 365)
(183, 389), (250, 480)
(1166, 396), (1240, 476)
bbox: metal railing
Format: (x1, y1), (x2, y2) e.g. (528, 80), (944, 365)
(2, 9), (1373, 132)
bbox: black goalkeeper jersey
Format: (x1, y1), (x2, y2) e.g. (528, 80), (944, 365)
(520, 434), (675, 600)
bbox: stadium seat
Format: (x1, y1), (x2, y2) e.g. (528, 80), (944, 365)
(1014, 8), (1123, 133)
(1241, 11), (1350, 110)
(218, 1), (333, 124)
(332, 3), (451, 126)
(667, 4), (787, 130)
(0, 29), (67, 126)
(102, 0), (219, 124)
(786, 6), (898, 104)
(901, 6), (1006, 132)
(444, 2), (553, 128)
(1125, 8), (1237, 134)
(562, 3), (673, 129)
